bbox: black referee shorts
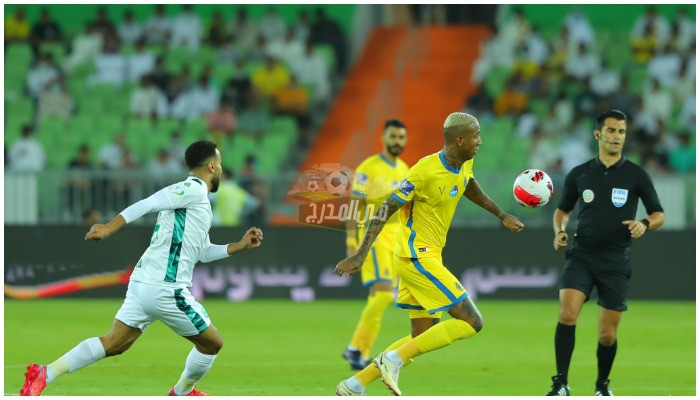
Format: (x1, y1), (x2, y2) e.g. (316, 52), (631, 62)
(559, 246), (632, 311)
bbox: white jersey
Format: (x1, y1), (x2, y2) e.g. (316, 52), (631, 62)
(121, 175), (228, 288)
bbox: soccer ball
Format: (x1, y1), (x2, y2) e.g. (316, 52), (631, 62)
(513, 169), (554, 208)
(325, 170), (350, 195)
(307, 180), (320, 192)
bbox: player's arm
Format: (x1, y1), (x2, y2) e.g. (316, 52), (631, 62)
(464, 178), (524, 232)
(553, 208), (571, 250)
(347, 168), (370, 256)
(334, 195), (403, 277)
(199, 228), (264, 263)
(622, 170), (666, 238)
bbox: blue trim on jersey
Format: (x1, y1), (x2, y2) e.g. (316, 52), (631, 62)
(379, 153), (397, 168)
(395, 302), (425, 310)
(174, 288), (208, 333)
(407, 202), (417, 258)
(391, 193), (407, 204)
(410, 257), (458, 303)
(427, 292), (468, 314)
(351, 189), (366, 198)
(363, 279), (394, 287)
(439, 151), (460, 174)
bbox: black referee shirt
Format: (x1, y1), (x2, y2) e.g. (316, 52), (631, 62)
(558, 156), (664, 250)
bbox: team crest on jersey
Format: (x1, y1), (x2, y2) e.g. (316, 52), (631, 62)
(611, 188), (628, 207)
(356, 173), (368, 185)
(449, 185), (458, 197)
(172, 184), (185, 196)
(582, 189), (594, 203)
(397, 179), (415, 196)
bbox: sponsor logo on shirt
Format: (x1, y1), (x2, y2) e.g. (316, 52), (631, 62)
(449, 185), (458, 197)
(582, 189), (594, 203)
(356, 173), (368, 185)
(611, 188), (628, 207)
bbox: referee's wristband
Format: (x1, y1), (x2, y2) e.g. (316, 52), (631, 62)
(641, 218), (650, 228)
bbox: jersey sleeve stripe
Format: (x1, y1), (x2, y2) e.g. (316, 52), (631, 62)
(391, 193), (407, 204)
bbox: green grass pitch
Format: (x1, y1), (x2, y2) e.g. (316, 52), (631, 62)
(4, 299), (695, 396)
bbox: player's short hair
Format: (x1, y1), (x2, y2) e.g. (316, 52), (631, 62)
(443, 112), (478, 129)
(185, 140), (218, 170)
(596, 109), (627, 131)
(384, 119), (406, 131)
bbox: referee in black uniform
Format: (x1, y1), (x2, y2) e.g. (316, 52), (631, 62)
(545, 109), (665, 396)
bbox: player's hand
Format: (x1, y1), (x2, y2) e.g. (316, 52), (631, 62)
(622, 220), (647, 239)
(85, 224), (110, 241)
(501, 214), (524, 232)
(553, 231), (568, 250)
(334, 254), (363, 277)
(240, 227), (264, 250)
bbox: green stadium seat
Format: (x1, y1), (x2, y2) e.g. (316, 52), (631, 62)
(39, 42), (67, 63)
(5, 98), (34, 142)
(485, 68), (511, 98)
(6, 43), (33, 70)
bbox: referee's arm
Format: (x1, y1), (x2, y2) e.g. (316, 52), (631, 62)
(552, 208), (571, 250)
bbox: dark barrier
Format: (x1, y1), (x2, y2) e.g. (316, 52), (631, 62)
(4, 227), (695, 300)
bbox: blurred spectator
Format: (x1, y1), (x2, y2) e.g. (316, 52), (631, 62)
(515, 106), (537, 138)
(524, 26), (549, 66)
(222, 61), (252, 110)
(273, 75), (311, 140)
(258, 7), (286, 42)
(130, 75), (167, 119)
(540, 108), (564, 137)
(642, 78), (672, 120)
(557, 128), (592, 173)
(606, 77), (635, 116)
(552, 92), (574, 128)
(563, 8), (595, 46)
(27, 52), (61, 99)
(213, 168), (260, 227)
(631, 6), (670, 47)
(170, 4), (202, 51)
(675, 7), (695, 52)
(206, 99), (237, 135)
(98, 133), (138, 169)
(239, 155), (268, 226)
(144, 4), (171, 46)
(237, 94), (270, 138)
(150, 56), (171, 93)
(63, 23), (103, 73)
(248, 34), (270, 64)
(529, 127), (559, 171)
(148, 148), (185, 184)
(218, 35), (244, 64)
(69, 144), (93, 169)
(207, 10), (228, 47)
(647, 44), (682, 87)
(169, 83), (195, 120)
(472, 25), (516, 85)
(38, 76), (74, 122)
(679, 82), (696, 130)
(630, 22), (658, 64)
(589, 60), (621, 97)
(294, 9), (311, 43)
(493, 78), (527, 115)
(291, 42), (330, 105)
(573, 79), (599, 118)
(83, 208), (102, 226)
(167, 130), (187, 165)
(5, 7), (30, 43)
(564, 43), (600, 82)
(9, 125), (46, 172)
(267, 28), (305, 66)
(90, 35), (126, 87)
(252, 55), (291, 98)
(31, 8), (62, 44)
(126, 39), (155, 82)
(191, 75), (220, 116)
(66, 144), (95, 213)
(90, 6), (117, 41)
(118, 9), (143, 45)
(310, 7), (347, 72)
(669, 132), (695, 173)
(462, 83), (494, 123)
(229, 8), (256, 52)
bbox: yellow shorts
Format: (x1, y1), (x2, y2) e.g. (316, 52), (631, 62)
(361, 245), (397, 287)
(394, 253), (468, 317)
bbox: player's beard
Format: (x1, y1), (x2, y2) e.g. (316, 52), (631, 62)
(386, 143), (404, 157)
(211, 174), (221, 193)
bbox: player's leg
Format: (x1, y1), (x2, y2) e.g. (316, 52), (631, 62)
(20, 282), (150, 396)
(595, 308), (621, 396)
(159, 287), (219, 396)
(344, 246), (395, 369)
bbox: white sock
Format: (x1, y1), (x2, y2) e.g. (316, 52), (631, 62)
(385, 350), (404, 366)
(46, 337), (106, 384)
(174, 347), (218, 395)
(345, 376), (365, 393)
(346, 345), (359, 352)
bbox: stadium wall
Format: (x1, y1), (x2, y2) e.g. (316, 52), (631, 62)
(5, 227), (694, 301)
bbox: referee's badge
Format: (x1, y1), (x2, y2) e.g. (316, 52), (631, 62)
(611, 188), (628, 207)
(582, 189), (594, 203)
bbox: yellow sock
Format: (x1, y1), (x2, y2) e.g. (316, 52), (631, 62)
(396, 319), (476, 361)
(349, 291), (394, 358)
(355, 335), (413, 387)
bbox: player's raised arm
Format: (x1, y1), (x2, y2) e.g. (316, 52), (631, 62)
(463, 177), (524, 232)
(334, 195), (403, 277)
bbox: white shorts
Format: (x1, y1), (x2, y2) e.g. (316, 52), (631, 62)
(115, 281), (212, 337)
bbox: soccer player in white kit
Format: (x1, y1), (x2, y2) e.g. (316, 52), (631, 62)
(20, 141), (264, 396)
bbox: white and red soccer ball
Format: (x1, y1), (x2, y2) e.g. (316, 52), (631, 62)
(513, 169), (554, 208)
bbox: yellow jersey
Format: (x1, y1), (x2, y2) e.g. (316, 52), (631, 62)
(351, 153), (409, 250)
(391, 151), (474, 258)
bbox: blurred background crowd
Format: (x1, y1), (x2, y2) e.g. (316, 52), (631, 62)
(3, 4), (695, 228)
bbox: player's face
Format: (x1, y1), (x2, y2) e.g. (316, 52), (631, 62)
(383, 126), (407, 156)
(461, 123), (482, 160)
(596, 118), (626, 155)
(210, 150), (223, 193)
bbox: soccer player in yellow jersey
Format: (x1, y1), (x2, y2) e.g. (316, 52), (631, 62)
(335, 112), (525, 396)
(342, 119), (410, 370)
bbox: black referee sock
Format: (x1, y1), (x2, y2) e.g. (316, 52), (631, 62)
(596, 341), (617, 385)
(554, 322), (576, 383)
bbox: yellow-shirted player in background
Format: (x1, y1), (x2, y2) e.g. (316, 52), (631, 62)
(342, 119), (410, 370)
(335, 112), (525, 396)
